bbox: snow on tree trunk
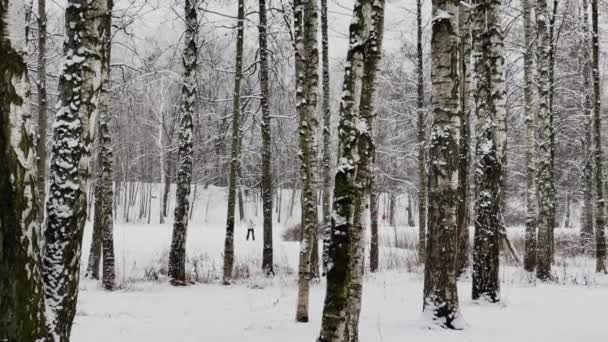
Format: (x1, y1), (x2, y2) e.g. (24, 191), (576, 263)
(0, 1), (47, 339)
(321, 0), (332, 276)
(295, 0), (320, 323)
(591, 0), (606, 273)
(416, 0), (427, 262)
(36, 0), (48, 220)
(169, 0), (198, 285)
(471, 0), (506, 303)
(318, 0), (385, 340)
(535, 0), (556, 281)
(42, 0), (106, 338)
(258, 0), (274, 277)
(422, 0), (464, 329)
(456, 1), (471, 277)
(523, 0), (538, 273)
(99, 0), (115, 290)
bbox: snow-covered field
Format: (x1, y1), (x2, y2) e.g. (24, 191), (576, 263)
(72, 185), (608, 341)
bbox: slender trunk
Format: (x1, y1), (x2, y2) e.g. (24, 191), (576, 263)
(85, 161), (102, 280)
(36, 0), (48, 219)
(258, 0), (274, 276)
(0, 2), (47, 338)
(321, 0), (332, 276)
(547, 0), (558, 263)
(422, 0), (463, 329)
(43, 0), (106, 338)
(295, 0), (320, 322)
(523, 0), (538, 272)
(416, 0), (427, 262)
(169, 0), (198, 285)
(456, 2), (471, 276)
(407, 194), (415, 227)
(370, 190), (379, 272)
(318, 0), (385, 340)
(471, 0), (506, 303)
(591, 0), (606, 273)
(222, 0), (244, 284)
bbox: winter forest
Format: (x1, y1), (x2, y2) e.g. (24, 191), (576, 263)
(2, 0), (608, 340)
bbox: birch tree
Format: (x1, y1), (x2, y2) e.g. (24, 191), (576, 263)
(169, 0), (198, 285)
(591, 0), (606, 273)
(422, 0), (464, 329)
(318, 0), (385, 340)
(36, 0), (48, 217)
(523, 0), (538, 273)
(42, 0), (107, 338)
(416, 0), (427, 261)
(471, 0), (506, 303)
(295, 0), (320, 322)
(258, 0), (274, 276)
(0, 1), (47, 339)
(321, 0), (332, 275)
(535, 0), (555, 281)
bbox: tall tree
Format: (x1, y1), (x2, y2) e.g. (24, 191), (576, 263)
(321, 0), (332, 275)
(591, 0), (606, 273)
(258, 0), (274, 276)
(43, 0), (106, 338)
(318, 0), (385, 340)
(416, 0), (427, 262)
(535, 0), (555, 281)
(456, 0), (471, 276)
(471, 0), (506, 302)
(169, 0), (198, 285)
(0, 1), (47, 339)
(422, 0), (463, 329)
(36, 0), (47, 217)
(523, 0), (538, 273)
(295, 0), (320, 322)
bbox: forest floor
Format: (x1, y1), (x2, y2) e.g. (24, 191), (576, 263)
(72, 221), (608, 342)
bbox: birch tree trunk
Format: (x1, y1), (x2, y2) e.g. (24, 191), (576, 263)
(422, 0), (463, 329)
(523, 0), (538, 273)
(42, 0), (106, 338)
(0, 1), (47, 339)
(456, 1), (471, 276)
(321, 0), (332, 276)
(416, 0), (427, 261)
(591, 0), (606, 273)
(36, 0), (48, 218)
(471, 0), (506, 303)
(258, 0), (274, 276)
(535, 0), (555, 281)
(579, 0), (594, 255)
(169, 0), (198, 285)
(85, 159), (102, 280)
(370, 189), (379, 272)
(295, 0), (320, 322)
(318, 0), (385, 340)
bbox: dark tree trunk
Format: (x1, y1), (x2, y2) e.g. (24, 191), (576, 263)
(416, 0), (427, 262)
(370, 191), (379, 272)
(36, 0), (48, 219)
(321, 0), (332, 276)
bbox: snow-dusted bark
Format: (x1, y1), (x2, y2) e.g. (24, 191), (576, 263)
(42, 0), (106, 339)
(222, 0), (244, 284)
(318, 0), (385, 340)
(535, 0), (555, 281)
(591, 0), (606, 273)
(169, 0), (198, 285)
(471, 0), (506, 303)
(456, 1), (471, 276)
(320, 0), (333, 277)
(258, 0), (274, 277)
(369, 189), (379, 272)
(36, 0), (48, 219)
(422, 0), (463, 329)
(295, 0), (320, 322)
(416, 0), (427, 261)
(523, 0), (538, 273)
(0, 1), (47, 339)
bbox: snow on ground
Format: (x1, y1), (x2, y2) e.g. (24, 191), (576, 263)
(72, 185), (608, 341)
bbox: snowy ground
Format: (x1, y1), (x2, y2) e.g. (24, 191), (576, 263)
(72, 185), (608, 341)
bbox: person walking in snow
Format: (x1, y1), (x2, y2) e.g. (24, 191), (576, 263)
(246, 219), (255, 241)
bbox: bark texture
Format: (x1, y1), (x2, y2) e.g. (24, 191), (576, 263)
(416, 0), (427, 262)
(169, 0), (198, 284)
(321, 0), (332, 276)
(36, 0), (48, 218)
(471, 0), (506, 303)
(43, 0), (106, 339)
(0, 1), (47, 339)
(318, 0), (385, 340)
(422, 0), (463, 329)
